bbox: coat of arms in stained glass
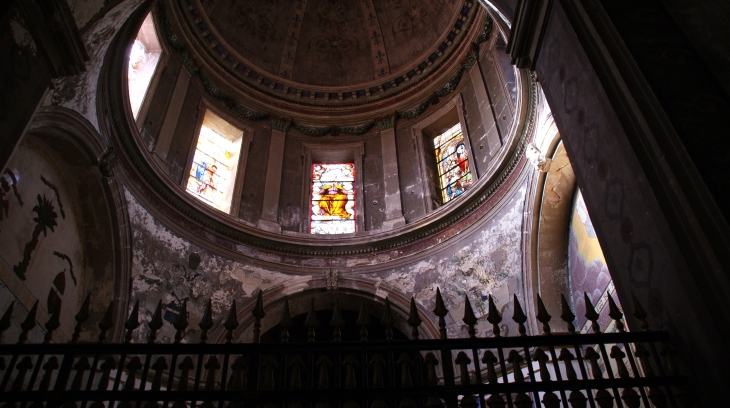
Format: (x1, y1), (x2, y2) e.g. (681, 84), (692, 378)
(311, 163), (356, 234)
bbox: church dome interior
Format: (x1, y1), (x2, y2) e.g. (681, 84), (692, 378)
(1, 0), (729, 405)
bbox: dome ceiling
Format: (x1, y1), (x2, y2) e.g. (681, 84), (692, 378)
(173, 0), (478, 109)
(203, 0), (461, 87)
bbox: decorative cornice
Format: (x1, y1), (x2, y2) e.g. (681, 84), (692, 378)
(165, 0), (479, 110)
(269, 117), (292, 133)
(376, 113), (398, 131)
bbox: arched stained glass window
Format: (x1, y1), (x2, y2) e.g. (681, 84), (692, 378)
(434, 123), (472, 203)
(186, 110), (245, 214)
(127, 13), (162, 120)
(311, 163), (356, 234)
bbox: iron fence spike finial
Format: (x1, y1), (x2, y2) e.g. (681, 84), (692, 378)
(407, 297), (422, 339)
(382, 297), (395, 340)
(253, 289), (266, 319)
(0, 301), (14, 343)
(607, 294), (625, 332)
(98, 300), (114, 343)
(43, 304), (61, 343)
(536, 294), (551, 335)
(18, 300), (38, 344)
(252, 290), (265, 343)
(124, 299), (140, 343)
(630, 291), (649, 331)
(462, 295), (477, 338)
(71, 293), (91, 343)
(173, 300), (188, 343)
(583, 293), (600, 333)
(560, 293), (576, 334)
(0, 301), (14, 331)
(512, 294), (527, 336)
(330, 298), (345, 341)
(199, 299), (214, 343)
(147, 300), (164, 343)
(306, 298), (319, 342)
(224, 299), (239, 343)
(486, 294), (502, 337)
(356, 299), (369, 341)
(433, 287), (448, 339)
(280, 298), (293, 343)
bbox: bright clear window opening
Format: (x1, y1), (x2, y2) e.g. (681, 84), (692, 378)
(311, 163), (356, 234)
(128, 12), (162, 120)
(434, 123), (473, 203)
(186, 110), (244, 214)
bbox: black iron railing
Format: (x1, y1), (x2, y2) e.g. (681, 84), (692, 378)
(0, 289), (689, 408)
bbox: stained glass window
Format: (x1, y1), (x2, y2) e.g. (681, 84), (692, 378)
(128, 13), (162, 120)
(434, 123), (472, 203)
(311, 163), (356, 234)
(186, 110), (244, 213)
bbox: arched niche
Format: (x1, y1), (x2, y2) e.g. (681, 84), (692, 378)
(0, 107), (132, 343)
(223, 285), (441, 344)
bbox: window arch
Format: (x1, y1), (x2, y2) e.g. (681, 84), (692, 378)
(127, 12), (163, 123)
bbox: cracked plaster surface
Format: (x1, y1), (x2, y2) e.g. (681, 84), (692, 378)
(44, 0), (145, 131)
(369, 182), (528, 338)
(125, 179), (528, 342)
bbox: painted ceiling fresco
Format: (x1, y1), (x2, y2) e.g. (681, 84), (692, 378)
(203, 0), (460, 87)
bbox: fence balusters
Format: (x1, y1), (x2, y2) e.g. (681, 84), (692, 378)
(0, 287), (689, 408)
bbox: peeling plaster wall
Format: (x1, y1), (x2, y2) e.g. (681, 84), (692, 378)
(45, 0), (145, 132)
(125, 175), (528, 342)
(368, 181), (527, 338)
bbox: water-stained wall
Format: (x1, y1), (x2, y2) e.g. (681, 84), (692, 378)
(125, 175), (529, 343)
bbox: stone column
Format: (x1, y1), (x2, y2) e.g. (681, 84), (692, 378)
(257, 119), (290, 233)
(153, 67), (190, 162)
(378, 118), (406, 230)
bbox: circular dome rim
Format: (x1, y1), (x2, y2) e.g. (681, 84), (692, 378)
(105, 2), (533, 269)
(162, 0), (484, 113)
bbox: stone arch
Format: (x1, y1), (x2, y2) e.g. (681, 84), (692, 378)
(19, 106), (132, 342)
